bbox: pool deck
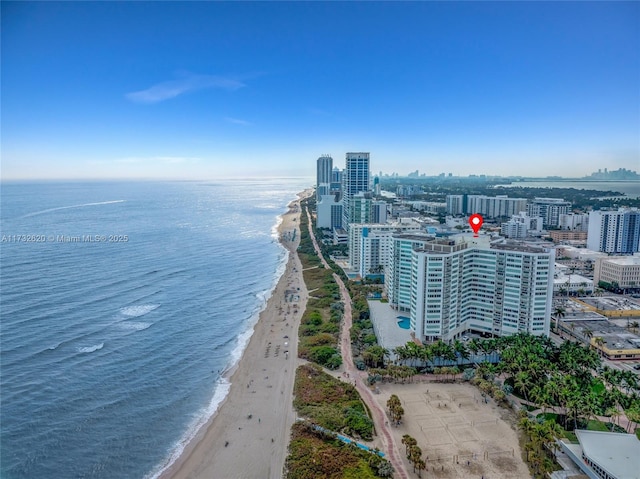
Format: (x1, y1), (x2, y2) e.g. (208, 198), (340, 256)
(368, 300), (414, 353)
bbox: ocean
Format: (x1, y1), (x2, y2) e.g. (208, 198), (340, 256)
(0, 179), (310, 479)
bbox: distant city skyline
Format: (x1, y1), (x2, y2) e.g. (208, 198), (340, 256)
(2, 2), (638, 180)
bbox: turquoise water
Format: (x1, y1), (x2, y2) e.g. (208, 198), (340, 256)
(0, 179), (309, 479)
(397, 316), (411, 329)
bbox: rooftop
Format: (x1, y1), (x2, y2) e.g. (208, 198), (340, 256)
(602, 256), (640, 266)
(490, 242), (551, 254)
(575, 430), (640, 479)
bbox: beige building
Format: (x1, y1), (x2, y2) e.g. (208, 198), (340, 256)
(549, 230), (587, 243)
(594, 256), (640, 289)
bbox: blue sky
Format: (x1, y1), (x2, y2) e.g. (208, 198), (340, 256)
(2, 1), (638, 180)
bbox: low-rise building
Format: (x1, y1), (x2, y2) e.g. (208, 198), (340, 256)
(557, 430), (640, 479)
(550, 230), (588, 243)
(594, 256), (640, 290)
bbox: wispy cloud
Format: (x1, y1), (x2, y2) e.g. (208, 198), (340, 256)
(224, 117), (252, 126)
(126, 72), (245, 104)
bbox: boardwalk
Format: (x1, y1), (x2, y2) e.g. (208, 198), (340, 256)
(304, 207), (409, 479)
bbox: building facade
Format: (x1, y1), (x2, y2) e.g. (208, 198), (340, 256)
(342, 152), (370, 232)
(348, 222), (422, 277)
(408, 238), (554, 342)
(445, 195), (466, 215)
(467, 195), (528, 218)
(549, 230), (588, 243)
(594, 256), (640, 290)
(500, 212), (543, 238)
(559, 213), (589, 231)
(587, 208), (640, 254)
(316, 194), (343, 230)
(316, 155), (333, 200)
(527, 198), (571, 227)
(387, 233), (436, 312)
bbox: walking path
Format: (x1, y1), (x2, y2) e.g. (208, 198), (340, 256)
(304, 208), (409, 479)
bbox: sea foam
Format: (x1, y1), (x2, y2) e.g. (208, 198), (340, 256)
(145, 378), (231, 479)
(77, 343), (105, 354)
(120, 304), (160, 318)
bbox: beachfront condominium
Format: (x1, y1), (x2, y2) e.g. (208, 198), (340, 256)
(386, 233), (436, 312)
(527, 198), (572, 228)
(348, 221), (422, 277)
(316, 194), (343, 230)
(316, 155), (333, 200)
(587, 208), (640, 254)
(395, 236), (554, 342)
(342, 152), (370, 232)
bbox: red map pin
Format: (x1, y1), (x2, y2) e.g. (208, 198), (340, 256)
(469, 214), (483, 237)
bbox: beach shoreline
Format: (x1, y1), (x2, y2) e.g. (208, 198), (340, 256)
(159, 189), (311, 479)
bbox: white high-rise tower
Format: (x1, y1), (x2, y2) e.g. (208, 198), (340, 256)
(316, 155), (333, 200)
(342, 152), (370, 231)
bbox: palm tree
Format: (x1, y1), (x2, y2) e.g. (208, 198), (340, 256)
(452, 339), (469, 366)
(467, 338), (481, 365)
(393, 345), (408, 366)
(420, 343), (434, 368)
(416, 458), (426, 478)
(593, 337), (605, 357)
(553, 306), (566, 333)
(605, 406), (622, 431)
(409, 445), (423, 474)
(402, 435), (417, 458)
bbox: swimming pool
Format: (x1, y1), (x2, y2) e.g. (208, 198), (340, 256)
(397, 316), (410, 330)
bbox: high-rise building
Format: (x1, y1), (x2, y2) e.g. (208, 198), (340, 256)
(500, 212), (543, 239)
(467, 195), (528, 218)
(404, 237), (554, 341)
(559, 213), (589, 231)
(387, 233), (436, 312)
(587, 209), (640, 254)
(371, 200), (388, 224)
(316, 155), (333, 200)
(527, 198), (571, 228)
(316, 194), (343, 230)
(446, 195), (466, 215)
(330, 167), (343, 194)
(348, 221), (421, 275)
(349, 192), (373, 225)
(342, 152), (370, 231)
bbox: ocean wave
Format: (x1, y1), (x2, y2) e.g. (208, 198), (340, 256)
(271, 214), (284, 240)
(117, 322), (152, 332)
(77, 343), (104, 354)
(146, 378), (232, 479)
(120, 304), (160, 318)
(21, 200), (126, 218)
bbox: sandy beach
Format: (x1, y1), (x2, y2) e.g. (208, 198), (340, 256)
(162, 190), (311, 479)
(373, 380), (529, 479)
